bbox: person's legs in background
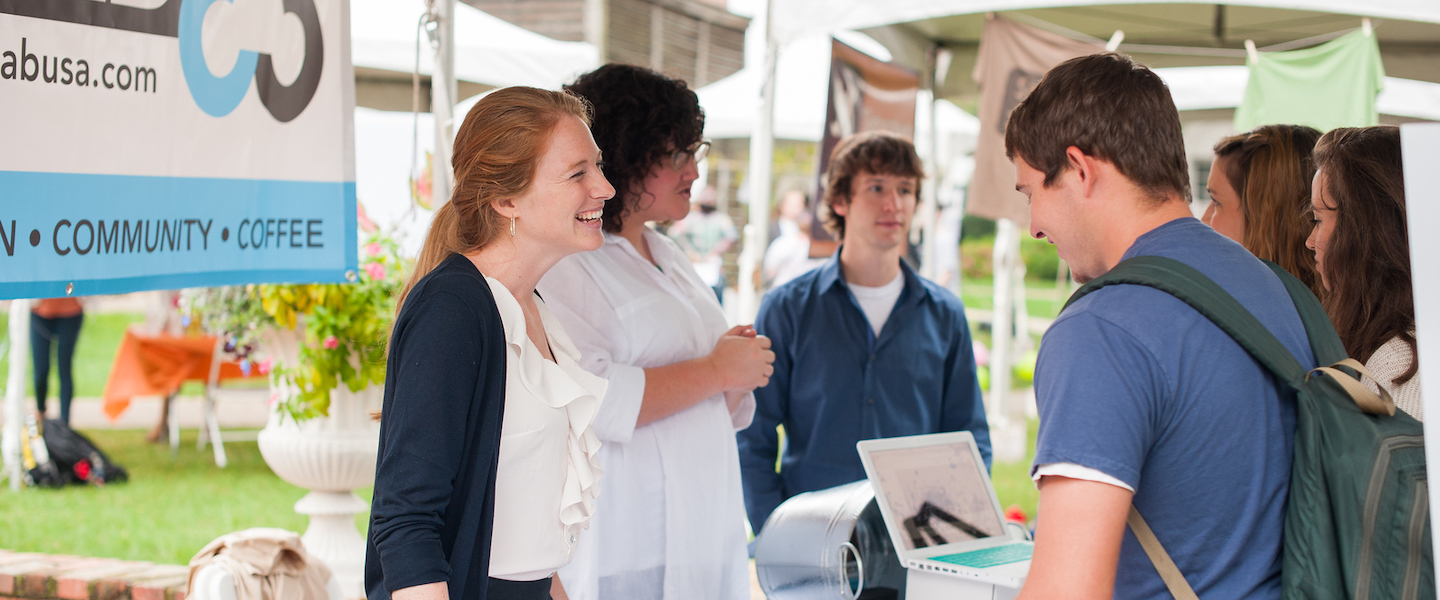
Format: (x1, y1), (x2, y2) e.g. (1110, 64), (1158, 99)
(29, 313), (53, 419)
(52, 314), (84, 424)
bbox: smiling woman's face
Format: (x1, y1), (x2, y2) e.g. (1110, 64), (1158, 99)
(509, 115), (613, 255)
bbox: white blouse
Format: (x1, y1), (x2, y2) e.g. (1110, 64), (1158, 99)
(537, 229), (755, 600)
(486, 276), (607, 581)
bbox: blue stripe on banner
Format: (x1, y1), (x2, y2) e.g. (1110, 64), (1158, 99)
(0, 171), (357, 299)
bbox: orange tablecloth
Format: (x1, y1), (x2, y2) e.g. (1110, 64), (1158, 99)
(101, 331), (255, 421)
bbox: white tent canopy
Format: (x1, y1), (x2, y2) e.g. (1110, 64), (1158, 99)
(770, 0), (1440, 47)
(767, 1), (1440, 111)
(697, 33), (981, 146)
(350, 0), (598, 90)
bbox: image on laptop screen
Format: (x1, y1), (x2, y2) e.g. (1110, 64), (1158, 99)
(869, 443), (1004, 551)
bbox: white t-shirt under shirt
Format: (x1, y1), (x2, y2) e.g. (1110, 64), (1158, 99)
(847, 271), (904, 336)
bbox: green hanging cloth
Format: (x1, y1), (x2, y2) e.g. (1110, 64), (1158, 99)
(1234, 30), (1385, 133)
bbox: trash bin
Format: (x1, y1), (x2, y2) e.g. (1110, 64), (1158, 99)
(754, 480), (907, 600)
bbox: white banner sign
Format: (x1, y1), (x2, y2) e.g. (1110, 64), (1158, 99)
(0, 0), (356, 298)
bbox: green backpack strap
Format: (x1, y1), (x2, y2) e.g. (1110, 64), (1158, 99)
(1257, 260), (1348, 368)
(1063, 255), (1307, 387)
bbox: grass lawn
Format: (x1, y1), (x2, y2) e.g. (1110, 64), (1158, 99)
(0, 312), (147, 399)
(991, 418), (1040, 527)
(5, 422), (1032, 565)
(959, 278), (1074, 321)
(0, 428), (371, 565)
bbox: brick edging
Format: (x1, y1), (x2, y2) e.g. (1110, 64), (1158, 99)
(0, 551), (187, 600)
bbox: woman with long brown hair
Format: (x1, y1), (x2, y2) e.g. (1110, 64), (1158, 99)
(366, 86), (615, 600)
(1205, 124), (1324, 296)
(1308, 125), (1422, 420)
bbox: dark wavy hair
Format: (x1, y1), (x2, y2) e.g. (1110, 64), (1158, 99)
(565, 63), (704, 233)
(1213, 124), (1323, 297)
(1312, 125), (1416, 385)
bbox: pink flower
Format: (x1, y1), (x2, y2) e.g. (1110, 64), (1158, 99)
(364, 262), (387, 281)
(257, 358), (273, 376)
(972, 340), (990, 367)
(357, 201), (378, 233)
(365, 242), (382, 256)
(323, 335), (339, 350)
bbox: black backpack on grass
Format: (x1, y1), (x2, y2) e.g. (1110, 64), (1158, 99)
(36, 419), (128, 486)
(1065, 255), (1431, 600)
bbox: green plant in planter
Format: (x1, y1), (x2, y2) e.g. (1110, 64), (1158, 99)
(184, 233), (408, 422)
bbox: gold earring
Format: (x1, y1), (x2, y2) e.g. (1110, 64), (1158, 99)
(510, 216), (516, 237)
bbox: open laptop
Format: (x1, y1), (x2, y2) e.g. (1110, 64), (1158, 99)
(857, 431), (1032, 589)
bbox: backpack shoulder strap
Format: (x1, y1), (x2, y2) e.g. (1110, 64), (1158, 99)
(1063, 255), (1306, 386)
(1250, 261), (1394, 415)
(1128, 506), (1200, 600)
(1258, 260), (1347, 367)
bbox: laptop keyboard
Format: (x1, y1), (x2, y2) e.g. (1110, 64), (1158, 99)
(931, 543), (1033, 569)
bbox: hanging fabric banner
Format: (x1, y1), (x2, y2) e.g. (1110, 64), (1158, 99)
(812, 38), (919, 241)
(969, 16), (1097, 227)
(1235, 30), (1385, 133)
(0, 0), (357, 299)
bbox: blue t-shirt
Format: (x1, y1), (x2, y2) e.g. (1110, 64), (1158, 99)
(1033, 218), (1314, 599)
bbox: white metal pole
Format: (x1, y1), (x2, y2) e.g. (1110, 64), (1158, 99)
(919, 47), (942, 280)
(737, 0), (776, 323)
(990, 219), (1025, 462)
(430, 0), (456, 207)
(4, 299), (32, 491)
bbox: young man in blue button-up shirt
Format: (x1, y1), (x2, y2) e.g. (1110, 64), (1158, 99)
(738, 131), (991, 534)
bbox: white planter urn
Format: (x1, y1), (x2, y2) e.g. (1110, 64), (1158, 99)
(257, 382), (381, 600)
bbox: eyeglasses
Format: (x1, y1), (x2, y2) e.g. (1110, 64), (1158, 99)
(670, 140), (711, 171)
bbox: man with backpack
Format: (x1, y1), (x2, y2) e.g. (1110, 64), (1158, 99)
(1008, 53), (1316, 599)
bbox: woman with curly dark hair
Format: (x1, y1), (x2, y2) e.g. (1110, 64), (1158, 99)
(1308, 125), (1423, 420)
(537, 64), (774, 600)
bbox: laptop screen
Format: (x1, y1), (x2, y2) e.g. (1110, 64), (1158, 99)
(868, 442), (1005, 552)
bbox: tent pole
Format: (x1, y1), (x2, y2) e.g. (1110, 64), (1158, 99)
(4, 299), (32, 491)
(990, 219), (1025, 462)
(919, 44), (943, 280)
(737, 0), (776, 323)
(431, 0), (456, 207)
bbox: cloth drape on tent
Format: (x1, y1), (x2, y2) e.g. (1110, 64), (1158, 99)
(969, 16), (1098, 227)
(1235, 30), (1385, 133)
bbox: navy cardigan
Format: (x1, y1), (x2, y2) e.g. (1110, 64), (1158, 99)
(366, 254), (507, 600)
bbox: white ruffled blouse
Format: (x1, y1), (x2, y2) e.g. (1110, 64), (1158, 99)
(486, 275), (607, 581)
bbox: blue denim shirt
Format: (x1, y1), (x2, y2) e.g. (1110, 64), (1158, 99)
(739, 254), (991, 532)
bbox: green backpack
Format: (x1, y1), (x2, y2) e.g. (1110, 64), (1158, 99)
(1065, 255), (1432, 600)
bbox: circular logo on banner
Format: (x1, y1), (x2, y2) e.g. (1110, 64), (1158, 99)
(177, 0), (324, 122)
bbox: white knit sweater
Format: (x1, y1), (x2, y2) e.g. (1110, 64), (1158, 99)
(1363, 334), (1424, 422)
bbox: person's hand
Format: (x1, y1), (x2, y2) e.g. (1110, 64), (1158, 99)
(707, 326), (774, 391)
(726, 324), (757, 338)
